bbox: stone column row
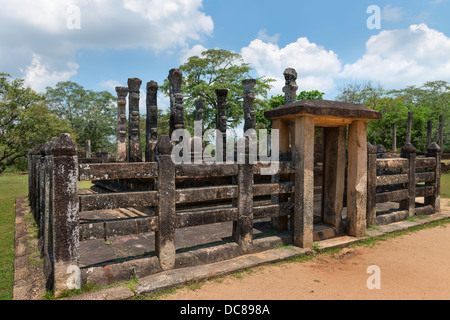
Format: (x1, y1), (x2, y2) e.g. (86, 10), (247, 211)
(28, 134), (80, 296)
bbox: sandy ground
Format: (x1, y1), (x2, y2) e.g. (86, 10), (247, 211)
(162, 199), (450, 300)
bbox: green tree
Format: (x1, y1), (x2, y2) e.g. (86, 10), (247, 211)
(256, 90), (325, 131)
(45, 81), (116, 152)
(161, 49), (275, 133)
(0, 73), (74, 173)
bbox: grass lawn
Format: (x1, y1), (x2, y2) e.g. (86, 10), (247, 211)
(0, 173), (28, 300)
(0, 173), (92, 300)
(442, 173), (450, 199)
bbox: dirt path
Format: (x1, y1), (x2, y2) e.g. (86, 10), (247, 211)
(162, 200), (450, 300)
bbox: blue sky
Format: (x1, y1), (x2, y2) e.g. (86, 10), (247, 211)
(1, 0), (450, 113)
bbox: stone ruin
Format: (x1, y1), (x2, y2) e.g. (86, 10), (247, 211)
(27, 68), (442, 295)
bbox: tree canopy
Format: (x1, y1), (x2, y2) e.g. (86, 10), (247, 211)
(160, 49), (275, 133)
(336, 81), (449, 151)
(0, 73), (74, 173)
(45, 81), (117, 152)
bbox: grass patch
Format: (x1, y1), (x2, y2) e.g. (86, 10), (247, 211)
(0, 173), (28, 300)
(441, 173), (450, 199)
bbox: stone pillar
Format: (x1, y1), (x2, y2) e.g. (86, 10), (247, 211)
(192, 99), (205, 163)
(367, 142), (378, 227)
(146, 81), (158, 162)
(169, 69), (184, 138)
(49, 134), (79, 296)
(425, 142), (441, 213)
(128, 78), (143, 163)
(215, 89), (228, 162)
(406, 112), (413, 144)
(283, 68), (298, 105)
(426, 120), (432, 151)
(347, 121), (368, 237)
(322, 125), (347, 231)
(243, 79), (256, 132)
(233, 136), (254, 253)
(85, 140), (91, 159)
(195, 99), (205, 136)
(400, 143), (416, 217)
(155, 136), (176, 271)
(101, 148), (109, 163)
(271, 119), (290, 231)
(439, 115), (444, 153)
(392, 123), (397, 151)
(116, 87), (128, 163)
(293, 116), (315, 248)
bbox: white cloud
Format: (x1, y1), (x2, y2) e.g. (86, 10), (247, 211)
(257, 29), (280, 44)
(21, 53), (79, 92)
(241, 38), (342, 96)
(0, 0), (213, 91)
(180, 44), (208, 64)
(340, 24), (450, 88)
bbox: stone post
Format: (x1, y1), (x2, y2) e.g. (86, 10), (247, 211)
(400, 143), (416, 217)
(116, 87), (128, 163)
(367, 142), (378, 227)
(322, 125), (347, 231)
(425, 142), (441, 213)
(195, 99), (205, 136)
(233, 136), (254, 253)
(155, 135), (176, 271)
(293, 116), (315, 248)
(193, 99), (205, 163)
(169, 69), (184, 139)
(392, 123), (397, 151)
(406, 112), (413, 144)
(48, 134), (79, 296)
(146, 81), (159, 162)
(243, 79), (256, 132)
(347, 120), (368, 237)
(426, 120), (432, 151)
(215, 89), (228, 162)
(85, 140), (91, 159)
(128, 78), (143, 162)
(271, 118), (290, 231)
(283, 68), (298, 105)
(439, 115), (444, 153)
(101, 148), (109, 163)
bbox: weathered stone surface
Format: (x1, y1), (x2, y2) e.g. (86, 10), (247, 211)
(293, 116), (315, 248)
(128, 78), (143, 162)
(169, 69), (184, 137)
(265, 99), (382, 122)
(243, 79), (256, 132)
(283, 68), (298, 105)
(116, 86), (128, 163)
(156, 136), (176, 271)
(79, 163), (158, 181)
(347, 121), (368, 237)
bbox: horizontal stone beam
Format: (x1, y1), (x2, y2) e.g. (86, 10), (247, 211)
(376, 189), (409, 204)
(79, 191), (158, 211)
(79, 216), (158, 241)
(177, 208), (238, 229)
(415, 157), (436, 169)
(416, 172), (436, 183)
(415, 186), (435, 197)
(376, 174), (409, 186)
(79, 163), (158, 181)
(253, 182), (295, 197)
(176, 186), (237, 204)
(253, 202), (294, 219)
(376, 158), (409, 170)
(175, 164), (238, 178)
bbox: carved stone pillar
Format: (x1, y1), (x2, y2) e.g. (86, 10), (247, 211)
(116, 87), (128, 163)
(128, 78), (143, 162)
